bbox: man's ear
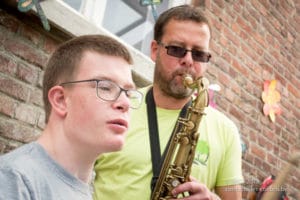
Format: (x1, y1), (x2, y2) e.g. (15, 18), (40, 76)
(150, 40), (159, 62)
(48, 86), (67, 118)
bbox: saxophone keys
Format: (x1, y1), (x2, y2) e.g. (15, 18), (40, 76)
(171, 179), (180, 187)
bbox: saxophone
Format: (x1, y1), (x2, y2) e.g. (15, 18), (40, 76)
(151, 75), (209, 200)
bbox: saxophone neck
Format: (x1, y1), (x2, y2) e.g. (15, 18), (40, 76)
(184, 75), (209, 91)
(200, 77), (209, 89)
(182, 75), (210, 110)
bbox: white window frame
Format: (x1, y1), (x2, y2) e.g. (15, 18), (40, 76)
(37, 0), (154, 84)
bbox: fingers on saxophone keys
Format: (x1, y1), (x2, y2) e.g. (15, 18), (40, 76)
(171, 181), (212, 200)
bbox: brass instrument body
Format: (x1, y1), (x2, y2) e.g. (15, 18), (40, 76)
(151, 76), (209, 200)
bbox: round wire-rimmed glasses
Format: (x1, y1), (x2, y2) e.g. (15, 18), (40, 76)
(60, 79), (143, 109)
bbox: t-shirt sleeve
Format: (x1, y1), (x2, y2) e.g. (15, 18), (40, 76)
(216, 120), (244, 186)
(0, 168), (32, 200)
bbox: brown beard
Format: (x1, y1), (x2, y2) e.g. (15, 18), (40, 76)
(153, 59), (194, 99)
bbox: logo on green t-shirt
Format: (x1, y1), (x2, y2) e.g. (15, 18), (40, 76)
(194, 140), (209, 166)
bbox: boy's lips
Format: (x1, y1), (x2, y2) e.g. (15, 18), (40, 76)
(107, 119), (128, 131)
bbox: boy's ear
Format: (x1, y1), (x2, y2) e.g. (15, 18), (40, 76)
(48, 86), (68, 118)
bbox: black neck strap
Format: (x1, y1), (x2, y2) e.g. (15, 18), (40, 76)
(146, 87), (191, 192)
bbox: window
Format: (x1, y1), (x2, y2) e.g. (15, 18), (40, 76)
(61, 0), (179, 56)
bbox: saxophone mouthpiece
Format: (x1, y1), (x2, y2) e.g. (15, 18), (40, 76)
(183, 75), (194, 87)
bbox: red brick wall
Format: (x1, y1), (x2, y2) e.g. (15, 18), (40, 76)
(0, 1), (299, 199)
(0, 5), (67, 152)
(201, 0), (300, 199)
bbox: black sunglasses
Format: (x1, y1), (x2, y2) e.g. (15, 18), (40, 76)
(158, 42), (211, 63)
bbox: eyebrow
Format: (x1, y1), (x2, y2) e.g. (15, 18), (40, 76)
(94, 76), (136, 90)
(167, 40), (207, 48)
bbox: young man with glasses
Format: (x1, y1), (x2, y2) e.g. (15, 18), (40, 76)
(0, 35), (142, 200)
(93, 5), (244, 200)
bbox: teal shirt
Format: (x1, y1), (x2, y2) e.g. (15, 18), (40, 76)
(93, 87), (244, 200)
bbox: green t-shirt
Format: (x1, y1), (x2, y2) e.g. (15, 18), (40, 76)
(93, 87), (243, 200)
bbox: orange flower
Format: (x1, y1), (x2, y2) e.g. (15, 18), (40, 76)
(261, 80), (282, 122)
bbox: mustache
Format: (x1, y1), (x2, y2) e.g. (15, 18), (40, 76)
(172, 69), (196, 79)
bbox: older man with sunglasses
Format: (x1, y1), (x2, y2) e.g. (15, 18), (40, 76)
(94, 5), (244, 200)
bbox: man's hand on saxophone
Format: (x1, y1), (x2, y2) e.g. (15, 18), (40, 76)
(170, 176), (243, 200)
(170, 176), (216, 200)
